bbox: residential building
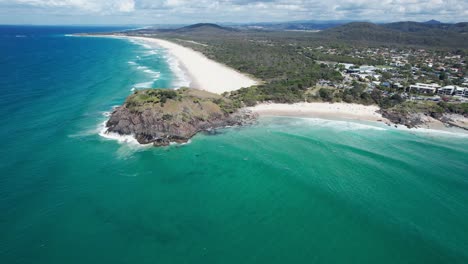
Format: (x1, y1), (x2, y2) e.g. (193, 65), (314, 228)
(409, 83), (441, 94)
(438, 85), (456, 95)
(454, 87), (468, 97)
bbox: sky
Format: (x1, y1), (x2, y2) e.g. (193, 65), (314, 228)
(0, 0), (467, 25)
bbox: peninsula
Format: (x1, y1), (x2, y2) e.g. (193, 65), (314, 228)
(105, 88), (256, 146)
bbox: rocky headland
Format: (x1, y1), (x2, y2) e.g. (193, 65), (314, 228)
(380, 101), (468, 130)
(105, 88), (257, 146)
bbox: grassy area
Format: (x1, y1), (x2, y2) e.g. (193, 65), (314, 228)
(125, 88), (241, 115)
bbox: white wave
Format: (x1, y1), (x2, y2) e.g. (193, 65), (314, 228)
(98, 120), (152, 148)
(123, 37), (191, 89)
(127, 61), (161, 89)
(169, 140), (192, 146)
(133, 81), (154, 88)
(393, 125), (468, 138)
(145, 50), (158, 56)
(164, 54), (191, 88)
(132, 64), (161, 78)
(273, 117), (387, 131)
(128, 38), (152, 49)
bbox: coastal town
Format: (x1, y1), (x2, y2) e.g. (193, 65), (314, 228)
(314, 47), (468, 102)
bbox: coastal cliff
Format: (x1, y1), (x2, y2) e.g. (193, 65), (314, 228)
(105, 88), (257, 146)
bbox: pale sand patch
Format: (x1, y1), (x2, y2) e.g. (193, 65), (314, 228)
(128, 36), (258, 94)
(248, 102), (389, 123)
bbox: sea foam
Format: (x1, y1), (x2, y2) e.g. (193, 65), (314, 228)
(273, 116), (388, 131)
(125, 37), (191, 89)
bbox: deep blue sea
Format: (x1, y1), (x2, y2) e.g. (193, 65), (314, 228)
(1, 26), (468, 264)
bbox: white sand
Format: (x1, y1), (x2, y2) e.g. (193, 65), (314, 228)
(128, 36), (258, 94)
(249, 102), (388, 123)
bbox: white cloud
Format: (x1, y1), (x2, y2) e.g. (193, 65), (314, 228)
(0, 0), (467, 24)
(5, 0), (135, 13)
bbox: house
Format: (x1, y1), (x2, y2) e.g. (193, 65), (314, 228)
(454, 87), (468, 97)
(409, 83), (441, 94)
(346, 68), (360, 74)
(438, 85), (456, 96)
(393, 83), (404, 90)
(359, 65), (376, 73)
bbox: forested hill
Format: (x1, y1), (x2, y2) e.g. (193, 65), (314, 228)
(318, 21), (468, 48)
(128, 23), (238, 36)
(124, 21), (468, 49)
(383, 21), (468, 33)
(173, 23), (239, 34)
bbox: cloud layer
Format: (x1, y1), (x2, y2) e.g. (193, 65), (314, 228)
(0, 0), (467, 24)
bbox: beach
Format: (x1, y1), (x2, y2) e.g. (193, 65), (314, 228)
(249, 102), (468, 133)
(248, 102), (388, 123)
(127, 36), (258, 94)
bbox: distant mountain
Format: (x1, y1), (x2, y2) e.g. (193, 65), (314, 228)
(124, 21), (468, 48)
(126, 23), (237, 35)
(239, 20), (351, 31)
(382, 21), (468, 33)
(318, 21), (468, 48)
(174, 23), (237, 33)
(424, 19), (442, 25)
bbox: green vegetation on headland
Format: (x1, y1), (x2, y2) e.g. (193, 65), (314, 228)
(126, 88), (241, 114)
(106, 88), (254, 146)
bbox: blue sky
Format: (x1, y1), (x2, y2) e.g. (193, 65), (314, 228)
(0, 0), (467, 25)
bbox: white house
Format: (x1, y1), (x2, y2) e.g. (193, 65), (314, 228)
(359, 65), (376, 73)
(438, 85), (456, 96)
(409, 83), (441, 94)
(454, 87), (468, 98)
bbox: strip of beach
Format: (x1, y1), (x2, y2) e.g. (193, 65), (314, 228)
(127, 36), (258, 94)
(248, 102), (387, 123)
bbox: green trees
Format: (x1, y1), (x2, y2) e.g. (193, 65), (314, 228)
(319, 88), (334, 102)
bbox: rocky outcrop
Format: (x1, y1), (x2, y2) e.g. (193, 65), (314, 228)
(104, 88), (257, 146)
(380, 109), (468, 130)
(380, 110), (426, 128)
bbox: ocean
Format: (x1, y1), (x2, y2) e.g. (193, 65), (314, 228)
(0, 26), (467, 264)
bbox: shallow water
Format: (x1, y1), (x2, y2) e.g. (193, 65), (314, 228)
(1, 26), (467, 264)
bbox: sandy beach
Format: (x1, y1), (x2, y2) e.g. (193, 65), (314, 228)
(248, 102), (388, 123)
(249, 102), (468, 134)
(127, 36), (258, 94)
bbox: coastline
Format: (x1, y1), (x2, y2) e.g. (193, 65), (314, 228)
(248, 102), (388, 123)
(126, 36), (258, 94)
(248, 102), (468, 135)
(73, 34), (468, 142)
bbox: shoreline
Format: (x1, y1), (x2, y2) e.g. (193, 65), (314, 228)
(248, 102), (388, 123)
(72, 34), (468, 142)
(126, 36), (258, 94)
(248, 102), (468, 135)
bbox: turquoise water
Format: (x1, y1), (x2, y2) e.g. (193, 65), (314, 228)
(1, 26), (468, 264)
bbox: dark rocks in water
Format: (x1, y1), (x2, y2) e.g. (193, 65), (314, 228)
(105, 88), (257, 146)
(380, 109), (425, 128)
(380, 107), (468, 130)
